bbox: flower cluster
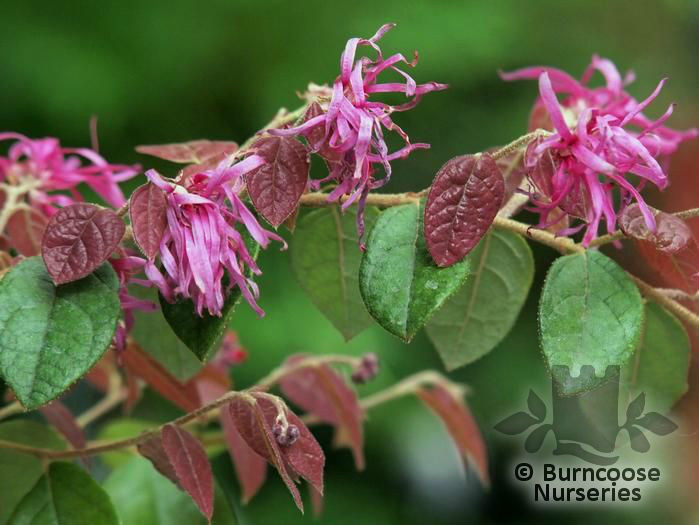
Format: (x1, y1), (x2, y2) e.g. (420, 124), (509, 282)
(0, 132), (139, 216)
(144, 155), (284, 317)
(501, 56), (698, 244)
(269, 24), (447, 241)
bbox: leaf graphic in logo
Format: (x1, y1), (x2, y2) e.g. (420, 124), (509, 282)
(627, 426), (650, 453)
(527, 391), (546, 422)
(635, 412), (677, 436)
(524, 424), (552, 453)
(494, 412), (539, 435)
(626, 392), (646, 422)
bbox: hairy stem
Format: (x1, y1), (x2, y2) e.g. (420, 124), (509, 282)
(0, 354), (361, 459)
(588, 207), (699, 248)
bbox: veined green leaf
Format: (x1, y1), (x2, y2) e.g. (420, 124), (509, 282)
(359, 202), (470, 342)
(426, 230), (533, 369)
(539, 250), (644, 396)
(0, 257), (121, 408)
(291, 206), (378, 341)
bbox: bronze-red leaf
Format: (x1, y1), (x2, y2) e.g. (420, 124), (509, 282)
(228, 396), (304, 512)
(137, 433), (181, 489)
(136, 140), (238, 165)
(219, 404), (267, 504)
(161, 424), (214, 521)
(41, 203), (125, 284)
(417, 384), (489, 486)
(39, 400), (86, 451)
(246, 136), (309, 227)
(424, 154), (504, 267)
(121, 344), (200, 413)
(279, 354), (364, 470)
(620, 203), (691, 254)
(6, 207), (48, 256)
(129, 183), (168, 259)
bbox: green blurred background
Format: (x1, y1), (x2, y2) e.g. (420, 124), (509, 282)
(3, 1), (698, 523)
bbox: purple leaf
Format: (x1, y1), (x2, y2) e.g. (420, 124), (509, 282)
(137, 433), (181, 488)
(135, 140), (238, 164)
(219, 404), (268, 504)
(228, 396), (304, 512)
(620, 203), (691, 254)
(41, 203), (125, 285)
(424, 154), (504, 267)
(161, 424), (214, 521)
(280, 354), (364, 470)
(417, 384), (489, 486)
(6, 207), (48, 256)
(39, 400), (86, 451)
(129, 183), (168, 259)
(121, 344), (200, 413)
(246, 136), (309, 227)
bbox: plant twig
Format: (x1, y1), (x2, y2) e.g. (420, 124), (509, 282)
(0, 401), (23, 421)
(0, 354), (361, 459)
(588, 207), (699, 248)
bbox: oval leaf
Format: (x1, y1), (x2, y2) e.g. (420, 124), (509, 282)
(105, 457), (234, 525)
(130, 183), (168, 259)
(417, 384), (489, 485)
(159, 230), (260, 361)
(42, 203), (125, 285)
(246, 136), (309, 227)
(227, 397), (304, 512)
(279, 353), (365, 470)
(424, 154), (504, 267)
(6, 207), (48, 256)
(622, 302), (690, 413)
(161, 424), (214, 521)
(426, 230), (533, 369)
(620, 203), (691, 253)
(136, 140), (238, 164)
(9, 462), (119, 525)
(359, 202), (470, 342)
(539, 250), (644, 396)
(0, 257), (121, 408)
(219, 406), (267, 504)
(137, 434), (181, 489)
(291, 206), (379, 341)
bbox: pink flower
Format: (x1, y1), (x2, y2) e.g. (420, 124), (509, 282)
(269, 24), (447, 241)
(144, 155), (284, 317)
(0, 132), (139, 215)
(109, 252), (157, 352)
(501, 57), (698, 245)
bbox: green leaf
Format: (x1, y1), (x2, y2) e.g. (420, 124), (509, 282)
(0, 257), (121, 409)
(359, 202), (470, 342)
(426, 230), (533, 369)
(130, 286), (203, 381)
(539, 250), (644, 396)
(623, 302), (690, 413)
(9, 462), (118, 525)
(0, 421), (66, 524)
(291, 206), (379, 341)
(104, 457), (235, 525)
(159, 231), (260, 361)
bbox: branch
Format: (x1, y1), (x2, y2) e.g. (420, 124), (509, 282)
(588, 207), (699, 248)
(0, 354), (360, 460)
